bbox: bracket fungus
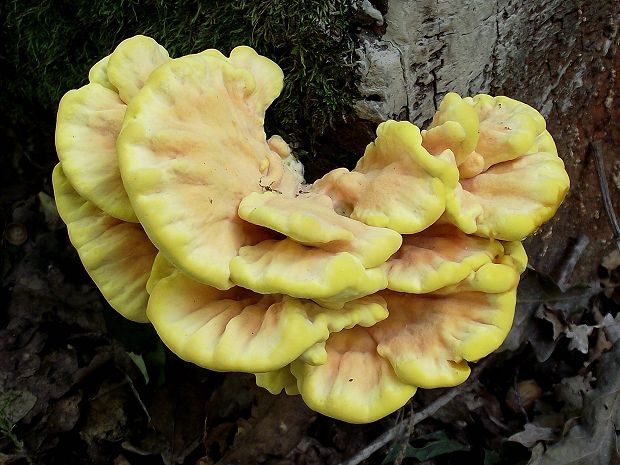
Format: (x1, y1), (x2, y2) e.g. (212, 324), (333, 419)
(53, 35), (570, 424)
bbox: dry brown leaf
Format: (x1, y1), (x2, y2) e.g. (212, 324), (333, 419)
(508, 423), (555, 448)
(565, 324), (593, 354)
(554, 374), (595, 413)
(528, 342), (620, 465)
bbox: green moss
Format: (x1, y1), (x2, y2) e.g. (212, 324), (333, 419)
(1, 0), (357, 151)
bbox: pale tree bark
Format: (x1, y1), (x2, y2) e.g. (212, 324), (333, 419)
(346, 0), (620, 285)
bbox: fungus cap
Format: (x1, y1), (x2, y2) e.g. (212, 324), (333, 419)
(52, 164), (156, 322)
(88, 55), (115, 91)
(238, 191), (401, 265)
(286, 284), (517, 422)
(230, 190), (402, 300)
(255, 366), (300, 396)
(200, 45), (284, 119)
(117, 53), (300, 290)
(55, 36), (170, 223)
(382, 224), (521, 294)
(106, 35), (170, 104)
(423, 93), (570, 240)
(55, 83), (136, 222)
(314, 120), (459, 234)
(291, 326), (418, 424)
(147, 269), (389, 373)
(371, 288), (517, 388)
(230, 239), (389, 303)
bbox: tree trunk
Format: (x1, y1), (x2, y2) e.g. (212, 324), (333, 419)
(350, 0), (620, 285)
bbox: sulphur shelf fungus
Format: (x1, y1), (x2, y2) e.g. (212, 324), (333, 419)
(53, 35), (569, 424)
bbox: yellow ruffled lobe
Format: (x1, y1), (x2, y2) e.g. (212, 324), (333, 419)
(291, 327), (417, 424)
(235, 191), (398, 300)
(118, 54), (298, 290)
(461, 151), (570, 241)
(56, 36), (172, 224)
(106, 35), (170, 103)
(229, 46), (284, 118)
(424, 92), (569, 240)
(147, 271), (389, 373)
(530, 130), (558, 155)
(239, 191), (353, 244)
(88, 55), (116, 91)
(55, 83), (136, 222)
(200, 45), (284, 121)
(425, 93), (548, 178)
(440, 182), (483, 234)
(462, 94), (547, 175)
(426, 237), (527, 295)
(371, 288), (517, 389)
(422, 92), (479, 165)
(238, 191), (402, 266)
(230, 239), (388, 303)
(52, 164), (156, 323)
(500, 241), (528, 273)
(255, 366), (300, 395)
(145, 253), (175, 295)
(313, 120), (459, 234)
(382, 225), (505, 293)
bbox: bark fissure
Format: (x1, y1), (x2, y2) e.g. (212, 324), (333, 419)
(385, 39), (411, 120)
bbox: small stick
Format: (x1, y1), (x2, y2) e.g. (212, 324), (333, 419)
(124, 373), (152, 422)
(591, 141), (620, 251)
(555, 234), (589, 290)
(393, 402), (416, 465)
(339, 356), (495, 465)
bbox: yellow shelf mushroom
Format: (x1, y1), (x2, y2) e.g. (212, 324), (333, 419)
(421, 92), (570, 240)
(313, 120), (459, 234)
(52, 165), (157, 323)
(53, 35), (569, 424)
(55, 36), (170, 223)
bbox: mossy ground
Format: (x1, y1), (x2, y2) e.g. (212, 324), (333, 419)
(0, 0), (357, 172)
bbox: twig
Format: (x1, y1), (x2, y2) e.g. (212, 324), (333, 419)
(124, 373), (151, 423)
(339, 356), (495, 465)
(591, 141), (620, 251)
(554, 234), (590, 291)
(393, 402), (416, 465)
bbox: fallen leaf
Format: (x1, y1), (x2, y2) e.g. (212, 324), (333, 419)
(45, 392), (81, 434)
(528, 342), (620, 465)
(565, 324), (594, 354)
(537, 307), (567, 341)
(215, 394), (315, 465)
(601, 249), (620, 272)
(528, 307), (568, 362)
(601, 313), (620, 343)
(0, 391), (37, 426)
(80, 380), (129, 443)
(508, 423), (555, 448)
(555, 374), (595, 413)
(502, 269), (600, 360)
